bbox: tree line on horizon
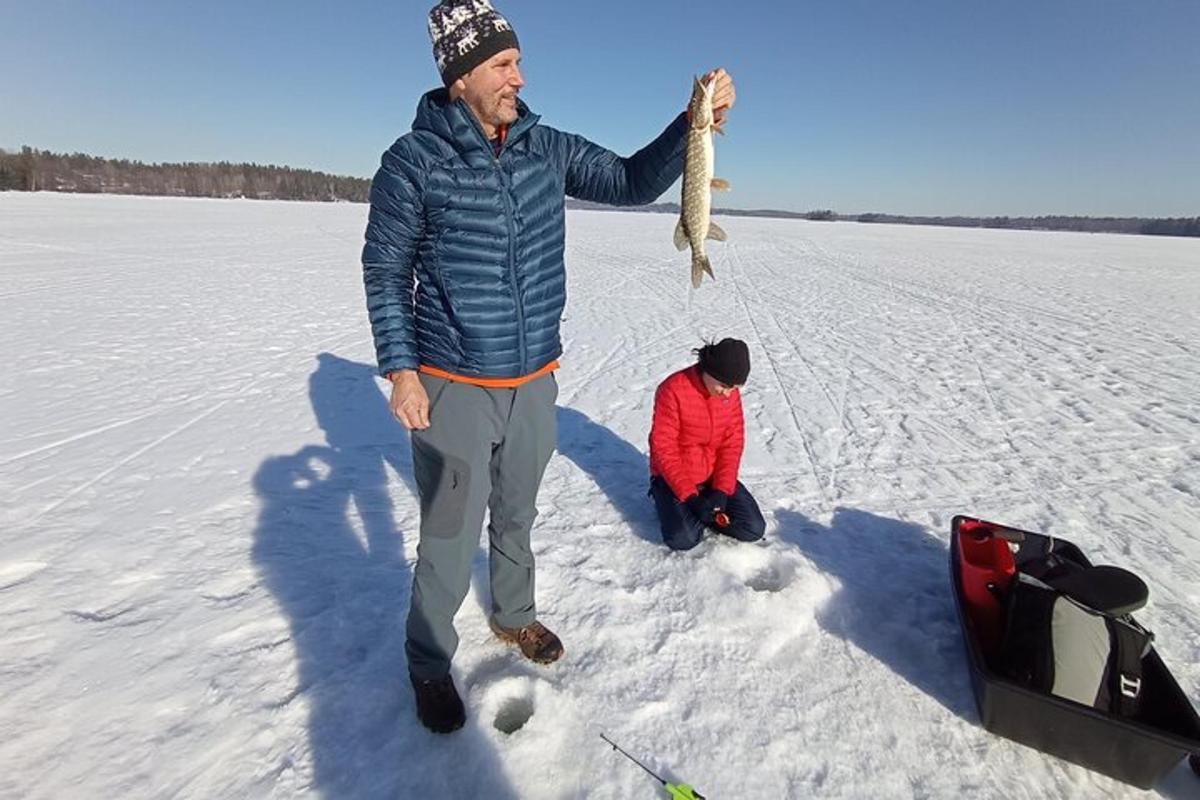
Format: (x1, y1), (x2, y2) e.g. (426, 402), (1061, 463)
(2, 147), (1196, 238)
(853, 212), (1200, 238)
(569, 203), (1200, 239)
(0, 147), (370, 203)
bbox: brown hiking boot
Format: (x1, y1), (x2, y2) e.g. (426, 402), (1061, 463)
(489, 618), (564, 665)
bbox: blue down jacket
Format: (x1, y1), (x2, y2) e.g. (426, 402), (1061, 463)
(363, 89), (688, 379)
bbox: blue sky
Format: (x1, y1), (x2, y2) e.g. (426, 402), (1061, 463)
(2, 0), (1197, 216)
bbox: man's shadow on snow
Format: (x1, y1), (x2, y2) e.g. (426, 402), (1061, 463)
(251, 353), (517, 800)
(775, 507), (976, 721)
(555, 406), (660, 544)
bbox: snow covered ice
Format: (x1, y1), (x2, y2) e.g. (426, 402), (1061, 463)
(1, 192), (1198, 798)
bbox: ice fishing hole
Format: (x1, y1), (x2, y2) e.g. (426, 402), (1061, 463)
(494, 695), (534, 734)
(747, 565), (790, 593)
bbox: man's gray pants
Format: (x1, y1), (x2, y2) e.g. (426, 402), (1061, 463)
(405, 372), (557, 680)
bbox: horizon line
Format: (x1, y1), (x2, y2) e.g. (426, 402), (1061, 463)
(3, 144), (1197, 222)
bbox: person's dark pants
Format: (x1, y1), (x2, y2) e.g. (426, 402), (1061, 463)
(649, 477), (766, 551)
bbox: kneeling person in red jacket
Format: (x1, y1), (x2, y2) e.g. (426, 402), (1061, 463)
(649, 338), (766, 550)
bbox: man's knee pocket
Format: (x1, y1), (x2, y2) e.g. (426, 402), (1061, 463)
(413, 438), (473, 537)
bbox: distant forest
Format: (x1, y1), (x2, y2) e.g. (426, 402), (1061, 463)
(3, 147), (1197, 238)
(575, 201), (1200, 239)
(0, 147), (370, 202)
(853, 212), (1200, 238)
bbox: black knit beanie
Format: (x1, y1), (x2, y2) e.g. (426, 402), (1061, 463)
(697, 338), (751, 386)
(428, 0), (520, 87)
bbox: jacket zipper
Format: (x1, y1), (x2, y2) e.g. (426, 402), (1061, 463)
(458, 99), (529, 374)
(497, 156), (526, 372)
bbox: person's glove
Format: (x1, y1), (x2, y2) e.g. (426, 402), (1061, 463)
(705, 489), (730, 528)
(685, 490), (730, 527)
(685, 493), (714, 525)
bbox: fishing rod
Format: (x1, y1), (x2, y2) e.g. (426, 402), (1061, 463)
(600, 733), (707, 800)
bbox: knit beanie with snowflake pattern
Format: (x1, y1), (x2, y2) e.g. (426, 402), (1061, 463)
(428, 0), (519, 87)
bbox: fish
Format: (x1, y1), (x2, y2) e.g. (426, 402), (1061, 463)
(674, 76), (730, 288)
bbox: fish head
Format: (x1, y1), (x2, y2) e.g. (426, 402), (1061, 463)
(688, 75), (715, 129)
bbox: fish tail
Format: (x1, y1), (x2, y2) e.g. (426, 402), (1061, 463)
(691, 253), (714, 288)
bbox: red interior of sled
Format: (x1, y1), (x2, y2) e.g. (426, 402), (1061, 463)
(957, 518), (1017, 657)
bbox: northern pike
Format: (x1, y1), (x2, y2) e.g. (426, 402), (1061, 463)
(674, 76), (730, 288)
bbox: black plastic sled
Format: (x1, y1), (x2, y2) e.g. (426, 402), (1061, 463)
(950, 515), (1200, 789)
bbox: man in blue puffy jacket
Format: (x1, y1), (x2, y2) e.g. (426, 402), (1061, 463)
(363, 0), (736, 733)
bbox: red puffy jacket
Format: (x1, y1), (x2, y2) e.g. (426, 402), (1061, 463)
(649, 365), (745, 501)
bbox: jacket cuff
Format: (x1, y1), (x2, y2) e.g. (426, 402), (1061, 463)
(378, 359), (418, 379)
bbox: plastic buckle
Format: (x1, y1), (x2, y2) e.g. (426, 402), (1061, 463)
(1120, 674), (1142, 699)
